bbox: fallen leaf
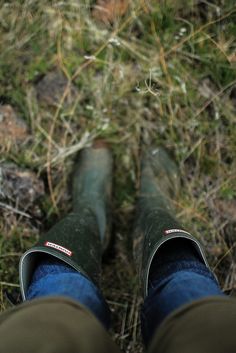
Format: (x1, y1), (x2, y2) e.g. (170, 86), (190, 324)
(92, 0), (129, 24)
(0, 105), (28, 147)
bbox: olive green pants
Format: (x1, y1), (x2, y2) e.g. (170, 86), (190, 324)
(0, 296), (236, 353)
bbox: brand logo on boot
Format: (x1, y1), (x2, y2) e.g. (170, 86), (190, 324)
(164, 229), (191, 236)
(45, 242), (73, 256)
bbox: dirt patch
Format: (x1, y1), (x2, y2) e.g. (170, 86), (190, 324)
(214, 199), (236, 222)
(0, 105), (28, 148)
(92, 0), (129, 24)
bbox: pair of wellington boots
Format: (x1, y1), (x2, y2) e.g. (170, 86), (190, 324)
(19, 144), (210, 300)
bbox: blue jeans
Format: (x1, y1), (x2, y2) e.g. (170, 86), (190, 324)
(141, 260), (224, 345)
(27, 257), (224, 346)
(26, 258), (110, 329)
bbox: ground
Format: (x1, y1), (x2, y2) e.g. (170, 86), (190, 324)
(0, 1), (236, 352)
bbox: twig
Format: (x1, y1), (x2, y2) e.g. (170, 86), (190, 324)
(193, 79), (236, 119)
(165, 9), (236, 57)
(0, 282), (20, 288)
(0, 253), (21, 258)
(213, 244), (236, 271)
(0, 202), (32, 219)
(44, 131), (95, 167)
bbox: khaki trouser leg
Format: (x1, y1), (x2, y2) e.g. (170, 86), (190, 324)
(149, 296), (236, 353)
(0, 297), (121, 353)
(2, 295), (236, 353)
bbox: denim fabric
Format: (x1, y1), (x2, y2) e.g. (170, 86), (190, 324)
(27, 241), (225, 347)
(26, 258), (110, 329)
(142, 260), (224, 346)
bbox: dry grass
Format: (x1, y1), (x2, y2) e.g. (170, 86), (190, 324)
(0, 1), (236, 351)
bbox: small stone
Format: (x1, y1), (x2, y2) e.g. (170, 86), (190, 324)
(0, 105), (28, 146)
(35, 69), (78, 107)
(0, 163), (45, 215)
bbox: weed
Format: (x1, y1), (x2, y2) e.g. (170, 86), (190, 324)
(0, 1), (235, 351)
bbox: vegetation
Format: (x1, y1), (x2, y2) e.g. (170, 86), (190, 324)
(0, 1), (235, 351)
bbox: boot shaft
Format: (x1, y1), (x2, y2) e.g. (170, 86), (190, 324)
(133, 147), (210, 297)
(20, 145), (113, 300)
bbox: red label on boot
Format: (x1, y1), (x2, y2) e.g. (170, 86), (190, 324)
(45, 242), (73, 257)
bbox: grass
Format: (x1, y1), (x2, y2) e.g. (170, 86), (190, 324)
(0, 0), (236, 351)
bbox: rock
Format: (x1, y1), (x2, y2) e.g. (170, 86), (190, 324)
(0, 105), (28, 147)
(35, 69), (78, 107)
(0, 163), (45, 217)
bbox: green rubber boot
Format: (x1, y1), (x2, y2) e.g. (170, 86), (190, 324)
(19, 142), (113, 300)
(133, 147), (210, 297)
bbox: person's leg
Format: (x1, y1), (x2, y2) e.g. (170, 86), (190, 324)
(0, 297), (121, 353)
(19, 143), (113, 329)
(133, 147), (223, 347)
(141, 238), (224, 345)
(26, 256), (110, 328)
(146, 295), (236, 353)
